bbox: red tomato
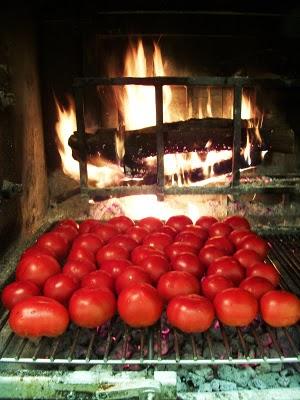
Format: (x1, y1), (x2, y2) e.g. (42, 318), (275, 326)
(260, 290), (300, 327)
(21, 245), (54, 259)
(96, 243), (129, 265)
(53, 225), (79, 243)
(100, 259), (132, 279)
(131, 245), (164, 265)
(165, 242), (198, 260)
(239, 276), (274, 299)
(115, 266), (152, 294)
(43, 273), (78, 305)
(140, 255), (170, 283)
(214, 288), (258, 327)
(208, 222), (232, 238)
(117, 283), (163, 327)
(223, 215), (250, 231)
(72, 233), (103, 254)
(79, 219), (101, 234)
(109, 235), (137, 252)
(93, 224), (119, 243)
(36, 232), (69, 260)
(181, 225), (208, 241)
(1, 281), (40, 310)
(246, 262), (280, 286)
(167, 294), (215, 333)
(201, 275), (234, 300)
(207, 256), (245, 285)
(107, 216), (134, 233)
(198, 245), (228, 267)
(137, 217), (163, 233)
(156, 225), (177, 239)
(69, 287), (116, 328)
(81, 270), (114, 292)
(172, 253), (205, 278)
(157, 271), (200, 302)
(233, 249), (263, 269)
(16, 254), (61, 287)
(195, 216), (218, 230)
(68, 246), (95, 264)
(166, 215), (193, 232)
(56, 219), (79, 231)
(63, 259), (96, 282)
(238, 236), (269, 259)
(126, 226), (149, 244)
(143, 232), (173, 251)
(175, 232), (203, 249)
(9, 296), (69, 337)
(229, 230), (255, 247)
(206, 236), (235, 255)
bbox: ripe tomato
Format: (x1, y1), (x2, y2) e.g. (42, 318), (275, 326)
(16, 254), (61, 287)
(201, 275), (234, 300)
(198, 245), (228, 267)
(166, 215), (193, 232)
(43, 273), (78, 304)
(181, 225), (208, 241)
(107, 216), (134, 233)
(69, 287), (116, 328)
(167, 294), (215, 333)
(157, 271), (200, 302)
(79, 219), (101, 234)
(100, 259), (132, 279)
(68, 246), (96, 264)
(143, 232), (173, 251)
(109, 235), (138, 252)
(72, 233), (103, 254)
(238, 236), (269, 259)
(223, 215), (250, 231)
(165, 242), (198, 260)
(63, 259), (96, 282)
(137, 217), (163, 233)
(115, 266), (152, 294)
(93, 224), (119, 243)
(53, 225), (79, 243)
(175, 232), (203, 249)
(117, 283), (163, 327)
(140, 255), (170, 283)
(9, 296), (69, 337)
(36, 232), (69, 260)
(156, 225), (177, 239)
(208, 222), (232, 238)
(214, 288), (258, 327)
(246, 262), (280, 286)
(233, 249), (263, 269)
(206, 236), (235, 255)
(131, 245), (164, 265)
(195, 216), (218, 230)
(1, 281), (40, 310)
(239, 276), (274, 299)
(56, 219), (79, 231)
(81, 270), (114, 292)
(96, 243), (129, 265)
(260, 290), (300, 327)
(229, 230), (255, 247)
(21, 245), (54, 259)
(172, 253), (205, 278)
(207, 256), (245, 285)
(126, 226), (149, 244)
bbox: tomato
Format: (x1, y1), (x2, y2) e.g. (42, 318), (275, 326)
(156, 225), (177, 239)
(1, 281), (40, 310)
(246, 262), (280, 286)
(107, 216), (134, 233)
(206, 236), (235, 255)
(207, 256), (245, 285)
(260, 290), (300, 327)
(53, 225), (79, 243)
(140, 255), (170, 283)
(68, 246), (96, 264)
(9, 296), (69, 337)
(238, 236), (269, 259)
(195, 216), (218, 230)
(131, 245), (164, 265)
(16, 254), (61, 287)
(181, 225), (208, 241)
(201, 275), (234, 300)
(79, 219), (100, 234)
(229, 230), (255, 247)
(21, 245), (54, 259)
(172, 253), (205, 278)
(167, 294), (215, 333)
(198, 245), (228, 267)
(233, 249), (263, 269)
(223, 215), (250, 231)
(166, 215), (193, 232)
(96, 243), (129, 265)
(143, 232), (173, 251)
(115, 266), (152, 294)
(43, 273), (78, 305)
(72, 233), (103, 254)
(157, 271), (200, 302)
(239, 276), (274, 299)
(165, 242), (198, 260)
(81, 270), (114, 292)
(117, 283), (163, 327)
(126, 226), (149, 244)
(56, 219), (79, 231)
(69, 287), (116, 328)
(100, 259), (132, 279)
(93, 224), (119, 243)
(214, 288), (258, 327)
(36, 232), (69, 260)
(137, 217), (163, 233)
(63, 259), (96, 282)
(208, 222), (232, 238)
(175, 232), (203, 249)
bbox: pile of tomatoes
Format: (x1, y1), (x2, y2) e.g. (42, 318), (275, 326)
(2, 215), (300, 338)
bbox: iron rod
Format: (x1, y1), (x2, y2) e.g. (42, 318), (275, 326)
(67, 328), (80, 361)
(155, 84), (164, 196)
(74, 85), (88, 190)
(85, 330), (96, 362)
(49, 337), (61, 361)
(15, 338), (28, 360)
(231, 84), (242, 186)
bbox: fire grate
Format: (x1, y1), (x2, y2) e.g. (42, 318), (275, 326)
(0, 233), (300, 366)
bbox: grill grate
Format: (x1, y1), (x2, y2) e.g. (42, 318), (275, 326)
(0, 233), (300, 366)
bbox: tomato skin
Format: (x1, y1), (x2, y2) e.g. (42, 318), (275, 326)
(208, 222), (232, 238)
(140, 255), (170, 283)
(198, 245), (228, 267)
(175, 232), (203, 249)
(126, 226), (149, 244)
(137, 217), (163, 233)
(107, 216), (134, 233)
(172, 253), (205, 278)
(16, 255), (61, 287)
(21, 245), (54, 259)
(79, 219), (101, 234)
(53, 225), (79, 243)
(36, 232), (69, 260)
(207, 256), (245, 285)
(9, 296), (69, 337)
(115, 266), (152, 294)
(195, 216), (218, 230)
(229, 230), (254, 247)
(63, 259), (96, 282)
(239, 276), (274, 299)
(181, 225), (208, 241)
(69, 287), (116, 328)
(56, 219), (79, 231)
(233, 249), (263, 269)
(109, 235), (138, 252)
(131, 245), (164, 265)
(166, 215), (193, 232)
(117, 283), (163, 328)
(165, 242), (198, 260)
(260, 290), (300, 327)
(156, 225), (177, 239)
(206, 236), (235, 255)
(96, 243), (129, 266)
(72, 233), (103, 254)
(143, 232), (173, 251)
(1, 281), (40, 310)
(167, 294), (215, 333)
(238, 236), (269, 259)
(43, 273), (78, 305)
(201, 275), (234, 300)
(246, 262), (280, 286)
(100, 259), (132, 279)
(68, 246), (96, 264)
(81, 270), (114, 292)
(157, 271), (200, 302)
(93, 224), (119, 243)
(214, 288), (258, 327)
(223, 215), (250, 231)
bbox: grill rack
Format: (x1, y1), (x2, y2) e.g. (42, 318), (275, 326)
(0, 233), (300, 366)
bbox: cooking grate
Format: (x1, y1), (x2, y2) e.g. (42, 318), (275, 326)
(0, 233), (299, 366)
